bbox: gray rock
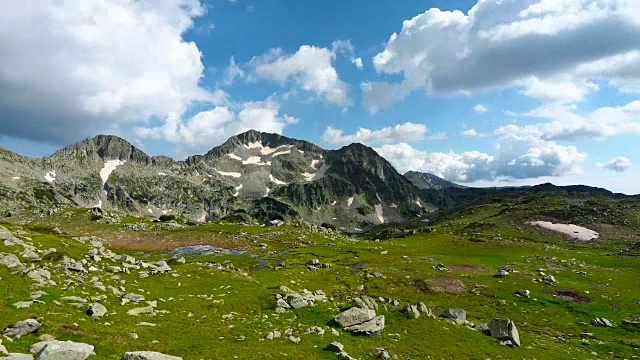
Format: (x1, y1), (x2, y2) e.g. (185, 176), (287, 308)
(440, 308), (466, 325)
(351, 296), (378, 310)
(3, 319), (41, 338)
(13, 301), (34, 309)
(345, 315), (385, 335)
(543, 274), (557, 283)
(405, 304), (420, 319)
(489, 318), (521, 347)
(0, 254), (22, 269)
(61, 296), (87, 304)
(497, 269), (509, 277)
(127, 306), (154, 316)
(337, 352), (357, 360)
(591, 318), (614, 327)
(2, 354), (34, 359)
(417, 302), (429, 314)
(121, 352), (182, 360)
(326, 342), (344, 352)
(335, 307), (376, 328)
(87, 304), (107, 318)
(516, 289), (531, 298)
(21, 250), (40, 261)
(30, 341), (94, 360)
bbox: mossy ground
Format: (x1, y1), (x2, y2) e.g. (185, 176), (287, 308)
(1, 193), (639, 359)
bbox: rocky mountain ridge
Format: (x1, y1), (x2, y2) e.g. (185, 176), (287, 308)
(0, 131), (434, 228)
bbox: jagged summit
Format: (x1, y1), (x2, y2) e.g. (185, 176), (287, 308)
(204, 130), (323, 159)
(0, 130), (435, 227)
(47, 134), (151, 164)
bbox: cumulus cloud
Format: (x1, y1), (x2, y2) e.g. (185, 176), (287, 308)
(0, 0), (212, 144)
(474, 104), (488, 114)
(322, 122), (428, 146)
(600, 157), (632, 172)
(376, 129), (586, 182)
(363, 0), (640, 112)
(461, 129), (489, 137)
(135, 99), (297, 151)
(249, 42), (353, 106)
(498, 100), (640, 141)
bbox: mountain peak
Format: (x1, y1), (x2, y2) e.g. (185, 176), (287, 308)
(47, 134), (151, 164)
(404, 171), (464, 190)
(204, 130), (323, 158)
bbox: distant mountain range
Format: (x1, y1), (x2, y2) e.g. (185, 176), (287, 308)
(0, 130), (631, 228)
(0, 131), (431, 228)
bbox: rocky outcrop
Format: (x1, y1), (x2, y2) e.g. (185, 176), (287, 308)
(121, 352), (182, 360)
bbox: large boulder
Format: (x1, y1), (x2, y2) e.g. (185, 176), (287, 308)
(344, 315), (385, 335)
(440, 308), (466, 325)
(335, 308), (376, 328)
(33, 341), (94, 360)
(3, 319), (41, 338)
(489, 318), (521, 347)
(121, 352), (182, 360)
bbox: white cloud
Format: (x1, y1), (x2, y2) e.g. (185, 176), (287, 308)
(250, 44), (352, 106)
(363, 0), (640, 112)
(352, 58), (364, 70)
(376, 128), (586, 182)
(0, 0), (212, 144)
(600, 157), (632, 172)
(474, 104), (488, 113)
(136, 99), (297, 151)
(323, 122), (428, 146)
(498, 100), (640, 141)
(462, 129), (480, 137)
(376, 143), (496, 182)
(224, 56), (245, 85)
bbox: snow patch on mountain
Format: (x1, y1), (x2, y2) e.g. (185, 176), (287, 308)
(44, 171), (56, 183)
(301, 162), (329, 182)
(347, 197), (354, 207)
(215, 169), (242, 178)
(375, 204), (385, 224)
(269, 174), (288, 185)
(271, 149), (292, 157)
(244, 141), (263, 149)
(227, 153), (242, 161)
(233, 184), (243, 197)
(99, 160), (126, 186)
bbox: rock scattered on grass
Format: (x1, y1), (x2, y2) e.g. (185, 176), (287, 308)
(121, 351), (182, 360)
(3, 319), (41, 338)
(488, 318), (521, 347)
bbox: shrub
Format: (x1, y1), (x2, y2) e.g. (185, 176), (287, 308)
(159, 214), (176, 222)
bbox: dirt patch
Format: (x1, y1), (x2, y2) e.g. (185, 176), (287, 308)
(104, 232), (243, 252)
(448, 264), (483, 273)
(413, 277), (467, 294)
(60, 324), (87, 335)
(553, 289), (593, 304)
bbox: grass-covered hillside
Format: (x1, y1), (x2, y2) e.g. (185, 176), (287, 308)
(1, 192), (639, 359)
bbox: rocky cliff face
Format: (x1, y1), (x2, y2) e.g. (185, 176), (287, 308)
(0, 131), (434, 228)
(404, 171), (464, 190)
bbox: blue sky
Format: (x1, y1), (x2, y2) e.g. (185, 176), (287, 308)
(1, 0), (640, 193)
